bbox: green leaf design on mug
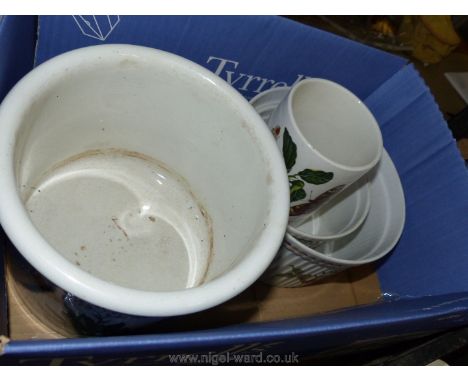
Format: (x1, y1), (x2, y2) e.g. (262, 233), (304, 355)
(290, 188), (307, 202)
(282, 128), (297, 173)
(283, 127), (334, 205)
(290, 179), (305, 192)
(297, 169), (334, 185)
(289, 179), (306, 202)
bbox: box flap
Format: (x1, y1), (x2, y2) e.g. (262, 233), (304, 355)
(3, 292), (468, 364)
(365, 65), (468, 297)
(35, 16), (406, 100)
(0, 16), (36, 101)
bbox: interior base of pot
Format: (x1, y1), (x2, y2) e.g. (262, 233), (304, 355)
(23, 149), (212, 292)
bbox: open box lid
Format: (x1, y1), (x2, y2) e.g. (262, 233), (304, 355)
(35, 16), (407, 100)
(1, 16), (468, 363)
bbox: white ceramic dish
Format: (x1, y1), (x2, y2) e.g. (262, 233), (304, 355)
(250, 86), (405, 287)
(261, 149), (406, 287)
(288, 175), (370, 248)
(250, 87), (289, 120)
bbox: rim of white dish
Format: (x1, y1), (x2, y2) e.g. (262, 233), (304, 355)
(249, 86), (290, 108)
(0, 44), (290, 317)
(287, 78), (383, 173)
(284, 150), (405, 265)
(287, 180), (371, 241)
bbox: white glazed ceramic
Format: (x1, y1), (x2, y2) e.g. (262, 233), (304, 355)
(287, 176), (370, 249)
(261, 149), (405, 287)
(250, 87), (371, 249)
(267, 78), (383, 226)
(0, 44), (290, 317)
(250, 87), (289, 121)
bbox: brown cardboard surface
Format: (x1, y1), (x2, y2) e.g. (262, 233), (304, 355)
(6, 267), (63, 340)
(6, 261), (380, 340)
(253, 267), (377, 322)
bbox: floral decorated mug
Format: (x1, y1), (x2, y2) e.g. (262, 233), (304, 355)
(268, 78), (383, 226)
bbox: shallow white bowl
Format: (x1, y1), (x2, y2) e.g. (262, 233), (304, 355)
(262, 149), (405, 287)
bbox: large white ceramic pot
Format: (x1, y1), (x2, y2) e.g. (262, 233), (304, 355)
(0, 45), (289, 335)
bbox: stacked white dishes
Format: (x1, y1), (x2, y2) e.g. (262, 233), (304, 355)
(250, 86), (406, 287)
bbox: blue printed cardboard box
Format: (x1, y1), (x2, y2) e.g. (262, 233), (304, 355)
(1, 15), (468, 365)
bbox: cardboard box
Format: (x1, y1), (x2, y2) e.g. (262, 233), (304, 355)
(1, 15), (468, 365)
(0, 16), (36, 102)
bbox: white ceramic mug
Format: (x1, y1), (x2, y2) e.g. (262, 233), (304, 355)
(268, 78), (383, 226)
(0, 44), (289, 330)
